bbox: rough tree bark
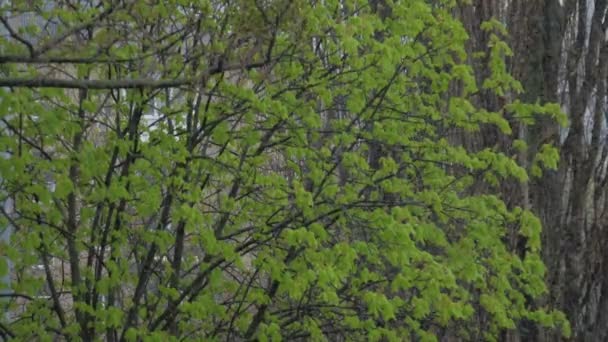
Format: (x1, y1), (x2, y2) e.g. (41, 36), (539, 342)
(459, 0), (608, 340)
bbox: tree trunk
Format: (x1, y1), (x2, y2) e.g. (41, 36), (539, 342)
(459, 0), (608, 340)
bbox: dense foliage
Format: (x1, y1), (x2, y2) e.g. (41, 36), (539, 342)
(0, 0), (569, 340)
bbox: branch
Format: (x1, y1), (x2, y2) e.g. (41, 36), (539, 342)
(33, 4), (118, 57)
(0, 58), (274, 89)
(0, 54), (145, 64)
(244, 247), (300, 339)
(0, 77), (195, 89)
(0, 118), (53, 161)
(0, 293), (34, 301)
(39, 238), (68, 328)
(0, 321), (15, 339)
(0, 16), (35, 56)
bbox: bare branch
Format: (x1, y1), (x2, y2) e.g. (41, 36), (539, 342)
(0, 59), (274, 89)
(0, 54), (144, 64)
(0, 16), (35, 56)
(33, 4), (118, 57)
(0, 77), (194, 89)
(0, 293), (34, 301)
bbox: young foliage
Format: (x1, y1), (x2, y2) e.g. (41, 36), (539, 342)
(0, 0), (568, 340)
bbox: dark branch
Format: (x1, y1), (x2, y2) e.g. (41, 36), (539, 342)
(0, 16), (35, 56)
(0, 59), (274, 89)
(0, 54), (144, 64)
(0, 77), (195, 89)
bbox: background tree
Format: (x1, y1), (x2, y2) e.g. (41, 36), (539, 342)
(0, 0), (568, 340)
(456, 0), (608, 340)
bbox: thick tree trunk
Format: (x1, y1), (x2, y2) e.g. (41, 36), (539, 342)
(459, 0), (608, 340)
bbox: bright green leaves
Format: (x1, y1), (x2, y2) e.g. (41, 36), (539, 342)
(363, 292), (397, 321)
(134, 185), (162, 217)
(451, 64), (478, 95)
(481, 20), (523, 96)
(470, 149), (529, 184)
(531, 144), (560, 177)
(282, 227), (317, 248)
(347, 93), (366, 113)
(53, 173), (74, 199)
(446, 238), (483, 283)
(0, 0), (569, 340)
(527, 310), (571, 338)
(0, 257), (8, 281)
(448, 97), (479, 131)
(480, 293), (516, 329)
(292, 180), (314, 215)
(507, 100), (568, 126)
(519, 210), (542, 252)
(180, 292), (226, 322)
(258, 322), (282, 342)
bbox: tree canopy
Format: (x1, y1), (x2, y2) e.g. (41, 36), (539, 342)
(0, 0), (569, 341)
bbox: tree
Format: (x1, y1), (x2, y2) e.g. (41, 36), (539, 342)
(0, 0), (569, 340)
(456, 0), (608, 340)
